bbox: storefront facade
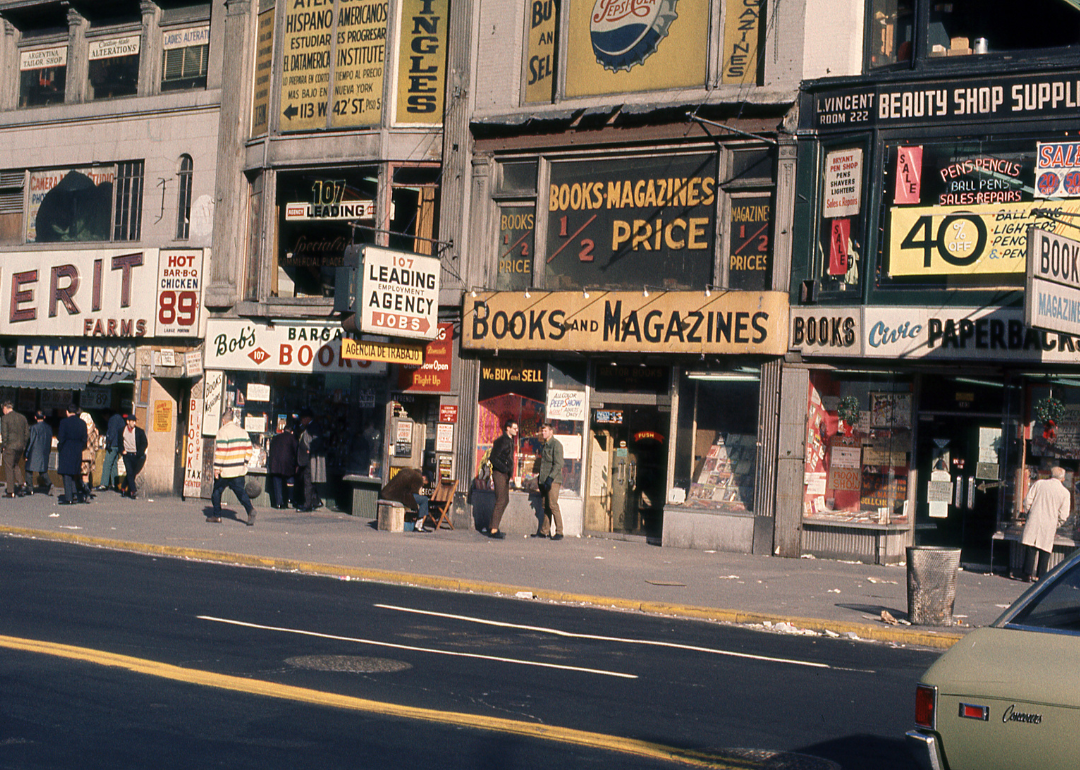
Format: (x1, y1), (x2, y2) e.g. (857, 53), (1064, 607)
(789, 59), (1080, 566)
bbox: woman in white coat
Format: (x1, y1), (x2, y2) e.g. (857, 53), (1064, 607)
(1021, 466), (1072, 582)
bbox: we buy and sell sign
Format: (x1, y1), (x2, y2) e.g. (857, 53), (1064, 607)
(358, 246), (440, 340)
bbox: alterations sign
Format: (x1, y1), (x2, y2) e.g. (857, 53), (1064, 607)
(358, 246), (439, 340)
(1026, 227), (1080, 336)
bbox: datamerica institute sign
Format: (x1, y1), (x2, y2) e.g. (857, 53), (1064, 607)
(462, 290), (789, 355)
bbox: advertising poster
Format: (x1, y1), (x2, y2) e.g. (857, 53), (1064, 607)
(279, 1), (334, 131)
(251, 8), (275, 135)
(728, 196), (772, 290)
(398, 322), (453, 392)
(395, 0), (448, 124)
(202, 370), (224, 436)
(497, 206), (535, 291)
(332, 0), (387, 128)
(545, 154), (718, 290)
(156, 249), (206, 337)
(823, 148), (863, 218)
(184, 396), (203, 498)
(564, 0), (707, 97)
(894, 146), (922, 204)
(546, 389), (585, 421)
(204, 318), (388, 374)
(153, 400), (173, 433)
(524, 0), (558, 103)
(1036, 141), (1080, 199)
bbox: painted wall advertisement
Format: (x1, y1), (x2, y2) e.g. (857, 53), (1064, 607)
(524, 0), (557, 103)
(564, 0), (707, 97)
(395, 0), (448, 124)
(251, 7), (275, 135)
(464, 290), (789, 355)
(0, 248), (205, 339)
(545, 154), (718, 290)
(204, 318), (388, 374)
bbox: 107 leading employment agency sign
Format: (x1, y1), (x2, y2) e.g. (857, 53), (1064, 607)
(358, 246), (440, 340)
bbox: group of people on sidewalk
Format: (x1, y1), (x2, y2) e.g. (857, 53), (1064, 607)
(0, 402), (146, 505)
(481, 418), (565, 540)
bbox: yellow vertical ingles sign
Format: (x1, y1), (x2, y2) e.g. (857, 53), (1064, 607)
(525, 0), (558, 104)
(396, 0), (448, 124)
(565, 0), (707, 98)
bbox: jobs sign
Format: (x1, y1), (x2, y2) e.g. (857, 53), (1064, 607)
(358, 246), (440, 340)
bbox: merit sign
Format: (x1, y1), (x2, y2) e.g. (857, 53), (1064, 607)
(1026, 227), (1080, 336)
(358, 246), (440, 340)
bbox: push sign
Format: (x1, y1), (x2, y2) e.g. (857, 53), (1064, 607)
(358, 246), (440, 341)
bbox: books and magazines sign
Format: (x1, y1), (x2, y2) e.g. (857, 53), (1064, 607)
(358, 246), (440, 340)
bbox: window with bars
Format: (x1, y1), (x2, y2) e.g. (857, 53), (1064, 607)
(113, 161), (143, 241)
(176, 155), (193, 239)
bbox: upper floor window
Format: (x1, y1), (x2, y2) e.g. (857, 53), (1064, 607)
(869, 0), (1080, 69)
(21, 162), (143, 244)
(176, 155), (193, 240)
(88, 34), (141, 100)
(162, 25), (209, 91)
(19, 45), (67, 107)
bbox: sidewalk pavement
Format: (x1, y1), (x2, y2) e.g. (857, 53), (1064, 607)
(0, 490), (1031, 649)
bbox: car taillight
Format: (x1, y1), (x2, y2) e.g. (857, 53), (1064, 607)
(915, 684), (937, 729)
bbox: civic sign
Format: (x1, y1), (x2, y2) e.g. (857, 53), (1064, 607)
(358, 246), (440, 340)
(1026, 227), (1080, 335)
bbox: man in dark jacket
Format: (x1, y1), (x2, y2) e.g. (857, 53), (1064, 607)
(25, 411), (52, 495)
(267, 420), (299, 509)
(1, 401), (29, 497)
(98, 410), (126, 492)
(57, 404), (87, 504)
(121, 414), (148, 500)
(487, 419), (518, 539)
(379, 468), (429, 528)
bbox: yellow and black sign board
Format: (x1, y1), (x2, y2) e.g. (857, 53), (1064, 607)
(463, 290), (789, 355)
(341, 337), (424, 365)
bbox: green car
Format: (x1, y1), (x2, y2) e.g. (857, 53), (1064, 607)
(908, 549), (1080, 770)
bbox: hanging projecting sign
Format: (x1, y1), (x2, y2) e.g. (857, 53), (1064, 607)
(1025, 227), (1080, 336)
(204, 318), (387, 374)
(358, 246), (440, 340)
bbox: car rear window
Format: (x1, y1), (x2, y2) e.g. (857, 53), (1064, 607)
(1007, 562), (1080, 634)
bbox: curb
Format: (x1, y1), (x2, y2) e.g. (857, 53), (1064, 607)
(1, 526), (964, 650)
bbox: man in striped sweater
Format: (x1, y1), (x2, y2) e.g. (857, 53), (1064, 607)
(209, 409), (256, 526)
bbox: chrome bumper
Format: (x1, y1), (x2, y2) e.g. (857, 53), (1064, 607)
(906, 730), (947, 770)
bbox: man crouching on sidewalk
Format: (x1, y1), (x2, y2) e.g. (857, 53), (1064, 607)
(209, 409), (256, 526)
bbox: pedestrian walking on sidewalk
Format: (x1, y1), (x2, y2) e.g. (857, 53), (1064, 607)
(1, 401), (29, 497)
(80, 412), (99, 500)
(25, 411), (51, 495)
(488, 419), (517, 539)
(99, 410), (125, 492)
(267, 419), (298, 510)
(535, 422), (564, 540)
(1021, 466), (1071, 581)
(57, 404), (87, 505)
(121, 414), (147, 500)
(209, 409), (256, 525)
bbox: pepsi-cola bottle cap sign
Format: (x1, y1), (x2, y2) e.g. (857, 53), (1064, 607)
(589, 0), (679, 72)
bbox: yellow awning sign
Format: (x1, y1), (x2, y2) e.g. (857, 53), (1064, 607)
(341, 338), (424, 365)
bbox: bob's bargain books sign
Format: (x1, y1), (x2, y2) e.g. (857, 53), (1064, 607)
(463, 290), (788, 355)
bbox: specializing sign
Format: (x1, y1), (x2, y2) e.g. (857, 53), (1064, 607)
(1026, 227), (1080, 335)
(358, 246), (440, 340)
(0, 248), (206, 339)
(464, 290), (788, 355)
(888, 200), (1080, 277)
(204, 318), (387, 374)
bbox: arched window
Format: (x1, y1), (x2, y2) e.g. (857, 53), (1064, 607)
(176, 155), (193, 240)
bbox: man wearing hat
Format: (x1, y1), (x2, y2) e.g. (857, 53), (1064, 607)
(24, 411), (51, 495)
(0, 401), (28, 498)
(99, 409), (126, 492)
(121, 413), (148, 500)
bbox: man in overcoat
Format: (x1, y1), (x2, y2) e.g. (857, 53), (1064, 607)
(1021, 465), (1072, 581)
(1, 401), (29, 497)
(25, 411), (52, 495)
(57, 404), (87, 504)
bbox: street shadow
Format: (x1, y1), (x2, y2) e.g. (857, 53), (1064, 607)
(798, 734), (919, 770)
(200, 506), (248, 525)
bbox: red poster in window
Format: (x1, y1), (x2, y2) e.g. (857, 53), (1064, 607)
(895, 146), (923, 204)
(398, 323), (453, 392)
(829, 218), (850, 275)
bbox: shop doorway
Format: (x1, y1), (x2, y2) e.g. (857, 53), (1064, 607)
(915, 414), (1004, 565)
(585, 404), (669, 537)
